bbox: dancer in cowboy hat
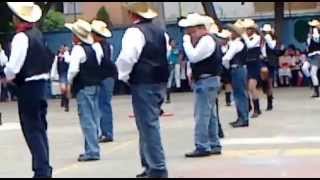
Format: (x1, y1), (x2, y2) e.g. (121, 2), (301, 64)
(260, 23), (281, 111)
(241, 18), (263, 118)
(116, 2), (169, 178)
(90, 20), (118, 144)
(216, 29), (233, 107)
(306, 19), (320, 98)
(65, 19), (103, 162)
(0, 2), (53, 178)
(210, 28), (231, 137)
(224, 22), (250, 128)
(179, 13), (222, 158)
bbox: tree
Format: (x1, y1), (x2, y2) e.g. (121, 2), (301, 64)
(41, 9), (65, 32)
(274, 2), (284, 43)
(96, 6), (113, 28)
(201, 2), (222, 32)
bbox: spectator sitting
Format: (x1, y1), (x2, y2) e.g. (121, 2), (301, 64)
(278, 49), (293, 87)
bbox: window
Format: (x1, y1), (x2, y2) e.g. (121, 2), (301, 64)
(63, 2), (82, 15)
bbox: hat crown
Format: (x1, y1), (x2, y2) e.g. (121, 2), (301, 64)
(7, 2), (42, 23)
(262, 24), (273, 32)
(73, 19), (92, 37)
(128, 2), (149, 13)
(179, 13), (213, 28)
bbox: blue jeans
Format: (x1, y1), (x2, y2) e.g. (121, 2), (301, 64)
(98, 78), (115, 139)
(76, 86), (101, 158)
(193, 76), (221, 152)
(231, 67), (249, 123)
(131, 83), (168, 177)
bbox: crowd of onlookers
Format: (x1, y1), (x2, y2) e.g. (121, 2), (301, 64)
(0, 40), (318, 103)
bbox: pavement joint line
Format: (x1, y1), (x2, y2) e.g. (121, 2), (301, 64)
(53, 138), (138, 176)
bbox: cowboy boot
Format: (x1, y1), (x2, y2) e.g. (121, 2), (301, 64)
(251, 99), (261, 118)
(225, 92), (231, 106)
(266, 95), (273, 111)
(311, 86), (319, 98)
(64, 98), (69, 112)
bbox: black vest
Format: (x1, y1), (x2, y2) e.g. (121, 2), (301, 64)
(246, 47), (261, 63)
(266, 44), (279, 67)
(129, 21), (169, 84)
(230, 39), (247, 66)
(71, 44), (102, 96)
(190, 36), (221, 81)
(57, 56), (69, 75)
(100, 40), (118, 79)
(14, 27), (51, 86)
(308, 39), (320, 54)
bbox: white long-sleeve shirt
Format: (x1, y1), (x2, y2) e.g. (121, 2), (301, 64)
(92, 42), (103, 65)
(116, 24), (170, 83)
(307, 28), (320, 57)
(222, 38), (245, 62)
(0, 49), (8, 67)
(67, 45), (87, 84)
(242, 33), (261, 49)
(4, 32), (49, 81)
(183, 34), (216, 64)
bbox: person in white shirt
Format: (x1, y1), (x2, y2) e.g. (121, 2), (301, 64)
(116, 2), (169, 178)
(0, 45), (9, 102)
(223, 23), (250, 128)
(90, 20), (118, 143)
(306, 20), (320, 98)
(260, 24), (280, 111)
(50, 45), (71, 112)
(0, 2), (53, 178)
(65, 19), (102, 162)
(241, 19), (263, 118)
(179, 13), (222, 158)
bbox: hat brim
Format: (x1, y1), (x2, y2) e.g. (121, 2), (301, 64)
(65, 24), (94, 45)
(93, 28), (112, 38)
(309, 21), (320, 27)
(123, 4), (158, 19)
(178, 19), (206, 28)
(7, 2), (42, 23)
(225, 24), (244, 36)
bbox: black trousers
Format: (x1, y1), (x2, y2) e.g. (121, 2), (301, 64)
(16, 80), (52, 177)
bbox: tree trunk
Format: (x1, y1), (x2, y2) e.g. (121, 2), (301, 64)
(201, 2), (222, 32)
(274, 2), (284, 43)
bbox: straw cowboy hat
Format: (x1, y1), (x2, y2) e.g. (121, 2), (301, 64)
(7, 2), (42, 23)
(178, 13), (212, 28)
(123, 2), (158, 19)
(225, 21), (245, 36)
(309, 19), (320, 27)
(91, 20), (112, 38)
(261, 24), (273, 32)
(216, 29), (232, 39)
(65, 19), (94, 44)
(208, 23), (219, 34)
(241, 18), (259, 29)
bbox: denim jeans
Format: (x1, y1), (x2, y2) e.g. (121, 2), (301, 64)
(98, 78), (115, 139)
(193, 76), (221, 152)
(231, 67), (249, 123)
(131, 83), (168, 177)
(16, 80), (52, 177)
(76, 85), (101, 158)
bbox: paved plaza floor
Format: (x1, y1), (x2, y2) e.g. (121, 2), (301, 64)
(1, 87), (320, 178)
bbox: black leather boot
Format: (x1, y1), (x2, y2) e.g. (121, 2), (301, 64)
(311, 86), (319, 98)
(225, 92), (231, 106)
(266, 95), (273, 111)
(251, 99), (261, 118)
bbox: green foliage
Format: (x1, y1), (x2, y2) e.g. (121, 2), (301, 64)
(96, 6), (112, 28)
(41, 10), (65, 32)
(294, 20), (309, 43)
